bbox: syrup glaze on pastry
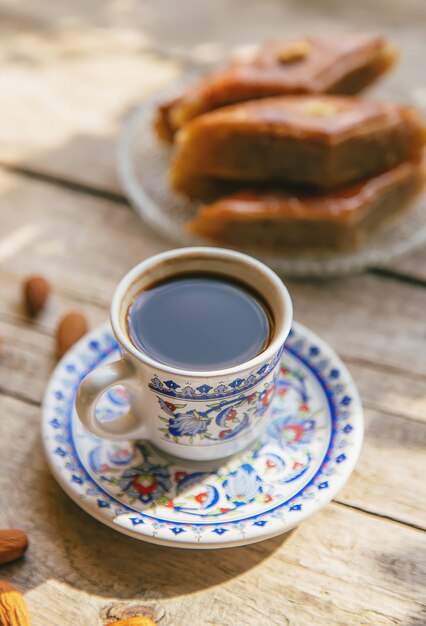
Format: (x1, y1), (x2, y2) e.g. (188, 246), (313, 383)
(156, 34), (397, 140)
(187, 162), (425, 252)
(170, 96), (426, 195)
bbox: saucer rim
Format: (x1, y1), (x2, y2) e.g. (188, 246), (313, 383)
(42, 321), (363, 549)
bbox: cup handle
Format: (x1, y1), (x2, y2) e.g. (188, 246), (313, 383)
(75, 357), (147, 440)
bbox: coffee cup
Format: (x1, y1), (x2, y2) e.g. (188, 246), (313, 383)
(76, 247), (293, 461)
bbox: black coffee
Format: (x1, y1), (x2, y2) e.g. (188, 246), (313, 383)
(126, 272), (272, 370)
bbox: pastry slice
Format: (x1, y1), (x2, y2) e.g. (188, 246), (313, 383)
(156, 33), (397, 140)
(187, 162), (425, 252)
(170, 96), (426, 196)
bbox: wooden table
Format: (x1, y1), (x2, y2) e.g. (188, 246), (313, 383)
(0, 1), (425, 624)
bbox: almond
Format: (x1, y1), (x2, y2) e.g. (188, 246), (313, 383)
(0, 530), (28, 565)
(0, 580), (31, 625)
(57, 312), (88, 358)
(23, 276), (50, 316)
(106, 617), (157, 626)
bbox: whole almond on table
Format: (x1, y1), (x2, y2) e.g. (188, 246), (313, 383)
(105, 617), (157, 626)
(57, 311), (88, 358)
(23, 276), (50, 316)
(0, 581), (31, 626)
(0, 530), (28, 566)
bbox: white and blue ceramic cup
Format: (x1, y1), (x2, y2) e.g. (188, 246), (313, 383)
(76, 247), (293, 461)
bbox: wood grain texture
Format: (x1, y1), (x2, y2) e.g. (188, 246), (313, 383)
(337, 407), (426, 528)
(0, 34), (180, 191)
(0, 393), (425, 626)
(0, 0), (425, 277)
(1, 315), (425, 529)
(0, 2), (425, 624)
(0, 170), (424, 532)
(0, 170), (424, 377)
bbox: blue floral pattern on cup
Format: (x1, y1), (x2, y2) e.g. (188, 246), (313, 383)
(72, 350), (327, 519)
(156, 380), (277, 443)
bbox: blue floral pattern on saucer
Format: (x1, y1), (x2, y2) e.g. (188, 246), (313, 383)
(42, 322), (363, 548)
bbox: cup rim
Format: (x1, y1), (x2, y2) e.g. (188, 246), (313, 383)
(111, 247), (293, 378)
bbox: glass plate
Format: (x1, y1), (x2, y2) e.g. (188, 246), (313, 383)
(117, 78), (426, 278)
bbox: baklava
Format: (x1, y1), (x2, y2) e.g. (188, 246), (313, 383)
(171, 96), (426, 196)
(156, 34), (397, 140)
(187, 162), (425, 252)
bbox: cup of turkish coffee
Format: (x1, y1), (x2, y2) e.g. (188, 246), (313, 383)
(76, 248), (293, 461)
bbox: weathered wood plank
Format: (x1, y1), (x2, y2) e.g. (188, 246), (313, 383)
(2, 277), (425, 529)
(0, 172), (423, 533)
(3, 306), (425, 429)
(2, 264), (425, 423)
(287, 275), (426, 379)
(1, 306), (425, 530)
(344, 361), (426, 424)
(4, 0), (426, 68)
(337, 407), (426, 528)
(0, 1), (426, 279)
(0, 2), (424, 624)
(0, 170), (425, 377)
(0, 39), (180, 191)
(0, 393), (424, 626)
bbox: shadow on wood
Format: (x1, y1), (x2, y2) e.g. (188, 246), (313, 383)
(2, 441), (290, 600)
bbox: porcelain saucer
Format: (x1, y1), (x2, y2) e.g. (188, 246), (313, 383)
(42, 322), (363, 549)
